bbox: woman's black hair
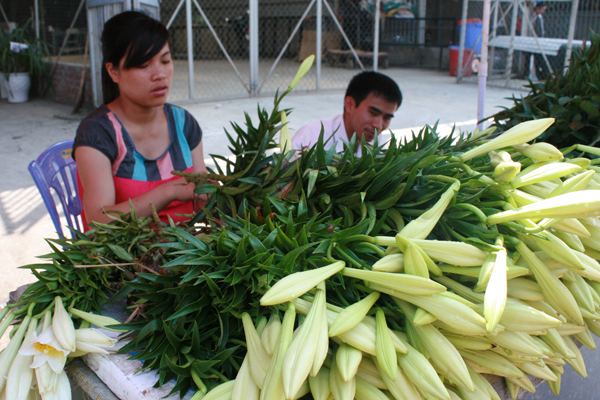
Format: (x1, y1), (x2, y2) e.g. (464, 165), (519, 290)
(101, 11), (170, 104)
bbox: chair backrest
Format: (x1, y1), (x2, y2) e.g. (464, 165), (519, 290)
(28, 140), (83, 239)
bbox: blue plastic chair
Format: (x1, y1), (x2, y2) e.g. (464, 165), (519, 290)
(28, 140), (83, 239)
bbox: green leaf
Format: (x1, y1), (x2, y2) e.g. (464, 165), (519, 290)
(192, 359), (220, 374)
(280, 242), (316, 274)
(581, 100), (600, 119)
(203, 272), (223, 298)
(108, 244), (134, 261)
(163, 321), (183, 349)
(306, 169), (319, 197)
(170, 229), (209, 251)
(166, 295), (210, 321)
(134, 319), (162, 344)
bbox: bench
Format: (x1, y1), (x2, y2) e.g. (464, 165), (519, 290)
(325, 49), (389, 69)
(488, 35), (586, 56)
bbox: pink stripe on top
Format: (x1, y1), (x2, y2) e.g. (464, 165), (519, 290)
(156, 151), (175, 180)
(107, 113), (127, 176)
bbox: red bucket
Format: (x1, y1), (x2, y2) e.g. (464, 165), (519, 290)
(449, 46), (474, 77)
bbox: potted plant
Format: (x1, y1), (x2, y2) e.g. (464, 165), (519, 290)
(0, 20), (49, 103)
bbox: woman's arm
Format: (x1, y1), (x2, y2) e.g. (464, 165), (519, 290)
(191, 140), (208, 174)
(75, 146), (200, 224)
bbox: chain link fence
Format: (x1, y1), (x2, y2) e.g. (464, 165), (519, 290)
(2, 0), (599, 104)
(161, 0), (376, 102)
(161, 0), (251, 101)
(0, 0), (87, 58)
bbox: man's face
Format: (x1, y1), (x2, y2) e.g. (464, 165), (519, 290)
(344, 92), (398, 144)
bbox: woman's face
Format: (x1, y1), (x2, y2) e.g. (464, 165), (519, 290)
(107, 42), (173, 107)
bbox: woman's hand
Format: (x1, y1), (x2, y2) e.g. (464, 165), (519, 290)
(167, 177), (197, 202)
(167, 177), (209, 212)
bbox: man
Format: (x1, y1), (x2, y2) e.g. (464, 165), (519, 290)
(291, 71), (402, 155)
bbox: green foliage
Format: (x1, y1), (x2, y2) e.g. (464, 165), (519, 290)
(489, 31), (600, 149)
(7, 65), (561, 397)
(0, 19), (50, 80)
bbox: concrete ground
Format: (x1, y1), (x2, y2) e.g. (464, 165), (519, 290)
(5, 67), (597, 399)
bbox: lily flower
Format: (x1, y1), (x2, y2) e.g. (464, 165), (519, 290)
(34, 363), (58, 395)
(6, 318), (39, 400)
(52, 297), (76, 352)
(73, 328), (117, 355)
(19, 327), (69, 374)
(39, 371), (70, 400)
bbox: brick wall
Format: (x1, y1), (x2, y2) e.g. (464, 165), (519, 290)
(47, 62), (94, 111)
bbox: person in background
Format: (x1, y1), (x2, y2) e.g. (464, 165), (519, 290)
(531, 1), (549, 80)
(74, 11), (209, 227)
(291, 71), (402, 156)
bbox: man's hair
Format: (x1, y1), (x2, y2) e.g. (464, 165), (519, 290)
(344, 71), (402, 108)
(534, 1), (547, 9)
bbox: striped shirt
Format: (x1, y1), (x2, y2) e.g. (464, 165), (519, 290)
(74, 103), (202, 225)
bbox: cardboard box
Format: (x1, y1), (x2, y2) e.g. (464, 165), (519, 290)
(299, 29), (342, 61)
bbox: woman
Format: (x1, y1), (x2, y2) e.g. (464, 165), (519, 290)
(74, 11), (208, 226)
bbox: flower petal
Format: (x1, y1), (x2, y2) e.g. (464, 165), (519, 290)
(74, 342), (109, 355)
(55, 372), (71, 399)
(35, 364), (58, 395)
(19, 342), (38, 356)
(45, 353), (66, 374)
(30, 354), (49, 370)
(37, 328), (54, 345)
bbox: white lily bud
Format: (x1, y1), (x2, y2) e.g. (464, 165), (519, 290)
(280, 111), (292, 154)
(68, 307), (125, 332)
(0, 314), (32, 392)
(34, 363), (58, 395)
(74, 328), (117, 355)
(260, 314), (281, 357)
(493, 161), (521, 184)
(41, 371), (71, 400)
(459, 118), (555, 162)
(52, 297), (76, 353)
(513, 142), (564, 162)
(489, 150), (513, 167)
(287, 55), (315, 92)
(6, 318), (38, 400)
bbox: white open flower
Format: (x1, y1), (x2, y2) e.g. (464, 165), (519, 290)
(19, 327), (69, 374)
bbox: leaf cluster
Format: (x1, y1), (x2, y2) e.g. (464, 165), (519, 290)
(0, 19), (50, 79)
(489, 30), (600, 149)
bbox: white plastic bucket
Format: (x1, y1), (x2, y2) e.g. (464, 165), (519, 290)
(7, 72), (31, 103)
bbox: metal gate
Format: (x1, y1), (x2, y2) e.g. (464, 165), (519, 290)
(161, 0), (384, 103)
(18, 0), (433, 106)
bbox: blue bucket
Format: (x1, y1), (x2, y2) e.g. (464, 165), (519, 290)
(459, 19), (483, 54)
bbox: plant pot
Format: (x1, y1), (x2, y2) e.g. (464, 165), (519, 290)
(0, 73), (8, 99)
(7, 72), (31, 103)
